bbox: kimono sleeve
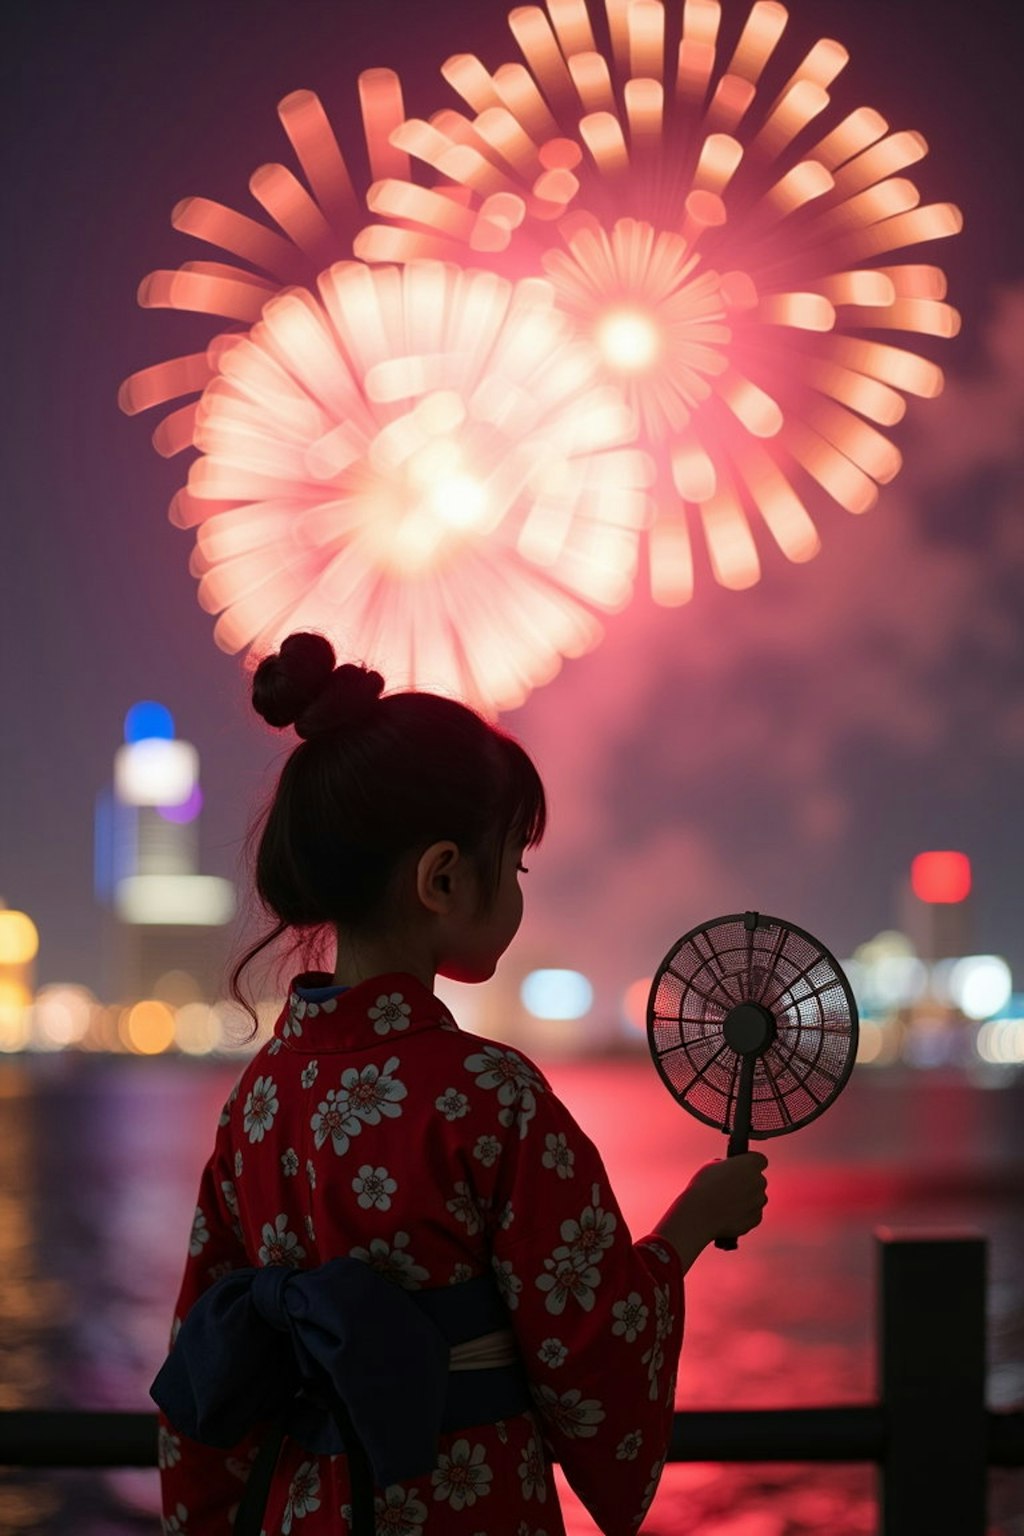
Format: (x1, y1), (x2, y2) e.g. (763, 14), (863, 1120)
(486, 1063), (685, 1536)
(156, 1094), (266, 1534)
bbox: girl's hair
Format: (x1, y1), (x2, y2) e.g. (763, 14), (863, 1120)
(228, 632), (546, 1033)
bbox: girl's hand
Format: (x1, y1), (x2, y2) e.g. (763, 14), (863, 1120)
(653, 1153), (768, 1272)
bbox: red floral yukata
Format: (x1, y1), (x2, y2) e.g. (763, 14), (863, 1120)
(156, 973), (685, 1536)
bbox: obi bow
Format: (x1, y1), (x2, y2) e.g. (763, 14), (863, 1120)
(151, 1256), (451, 1487)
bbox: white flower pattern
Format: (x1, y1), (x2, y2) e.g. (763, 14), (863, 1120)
(537, 1338), (568, 1369)
(352, 1164), (397, 1211)
(157, 1422), (181, 1469)
(310, 1057), (406, 1156)
(282, 1459), (320, 1531)
(517, 1435), (547, 1501)
(641, 1281), (676, 1400)
(435, 1086), (470, 1120)
(616, 1428), (643, 1461)
(638, 1453), (669, 1521)
(541, 1132), (575, 1179)
(612, 1292), (649, 1343)
(217, 1082), (239, 1127)
(472, 1133), (502, 1167)
(492, 1255), (523, 1310)
(560, 1185), (617, 1265)
(366, 1485), (428, 1534)
(463, 1045), (545, 1138)
(531, 1384), (606, 1438)
(368, 992), (412, 1035)
(349, 1231), (430, 1289)
(188, 1207), (209, 1258)
(431, 1438), (493, 1509)
(243, 1075), (279, 1142)
(536, 1251), (602, 1314)
(446, 1181), (483, 1235)
(258, 1214), (307, 1267)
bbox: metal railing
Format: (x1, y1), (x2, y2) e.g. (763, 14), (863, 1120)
(2, 1234), (1022, 1535)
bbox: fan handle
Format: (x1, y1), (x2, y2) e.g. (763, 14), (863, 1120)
(714, 1046), (756, 1251)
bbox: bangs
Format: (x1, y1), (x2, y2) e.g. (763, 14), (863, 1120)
(496, 734), (547, 849)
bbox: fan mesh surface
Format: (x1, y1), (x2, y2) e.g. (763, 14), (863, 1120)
(648, 916), (857, 1137)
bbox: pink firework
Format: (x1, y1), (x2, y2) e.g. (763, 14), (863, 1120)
(120, 70), (651, 712)
(176, 261), (651, 714)
(356, 0), (963, 601)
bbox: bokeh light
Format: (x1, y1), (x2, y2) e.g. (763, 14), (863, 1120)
(0, 911), (39, 966)
(0, 980), (32, 1053)
(521, 968), (594, 1019)
(911, 849), (972, 903)
(156, 784), (204, 826)
(121, 1000), (177, 1055)
(31, 985), (96, 1050)
(114, 739), (199, 807)
(950, 955), (1013, 1022)
(854, 1018), (886, 1065)
(114, 875), (236, 927)
(174, 1002), (222, 1056)
(975, 1018), (1024, 1066)
(359, 0), (962, 602)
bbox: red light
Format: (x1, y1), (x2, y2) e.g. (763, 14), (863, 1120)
(911, 851), (971, 904)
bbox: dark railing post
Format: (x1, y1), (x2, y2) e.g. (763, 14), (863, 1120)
(877, 1229), (987, 1536)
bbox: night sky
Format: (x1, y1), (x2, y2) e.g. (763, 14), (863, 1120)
(5, 0), (1023, 1006)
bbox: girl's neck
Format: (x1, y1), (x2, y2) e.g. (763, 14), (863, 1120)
(331, 929), (435, 994)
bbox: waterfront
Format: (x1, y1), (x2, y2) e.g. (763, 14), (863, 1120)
(0, 1052), (1021, 1534)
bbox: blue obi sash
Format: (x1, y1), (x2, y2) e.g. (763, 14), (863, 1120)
(151, 1258), (531, 1536)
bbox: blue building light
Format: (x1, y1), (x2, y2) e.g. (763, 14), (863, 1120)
(124, 701), (175, 744)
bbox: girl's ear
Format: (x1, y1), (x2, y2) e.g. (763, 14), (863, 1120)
(415, 841), (461, 914)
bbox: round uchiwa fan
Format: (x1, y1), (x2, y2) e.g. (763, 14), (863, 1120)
(647, 910), (858, 1249)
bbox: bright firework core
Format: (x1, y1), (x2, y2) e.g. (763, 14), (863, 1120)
(364, 429), (492, 576)
(595, 307), (663, 373)
(178, 263), (650, 713)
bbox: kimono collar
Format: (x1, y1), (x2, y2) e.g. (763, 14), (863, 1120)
(272, 972), (458, 1053)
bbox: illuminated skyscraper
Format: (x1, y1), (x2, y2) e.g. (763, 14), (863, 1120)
(95, 703), (236, 1002)
(897, 850), (973, 962)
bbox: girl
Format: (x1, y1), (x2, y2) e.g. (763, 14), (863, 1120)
(153, 631), (768, 1536)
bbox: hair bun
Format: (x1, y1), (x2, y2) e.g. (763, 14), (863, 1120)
(252, 633), (383, 737)
(295, 662), (384, 739)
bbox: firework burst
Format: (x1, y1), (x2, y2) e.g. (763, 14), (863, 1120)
(176, 261), (651, 713)
(356, 0), (962, 601)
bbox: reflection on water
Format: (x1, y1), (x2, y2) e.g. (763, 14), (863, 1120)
(0, 1054), (1021, 1534)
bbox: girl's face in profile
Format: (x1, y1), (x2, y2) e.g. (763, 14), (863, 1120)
(439, 835), (528, 985)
